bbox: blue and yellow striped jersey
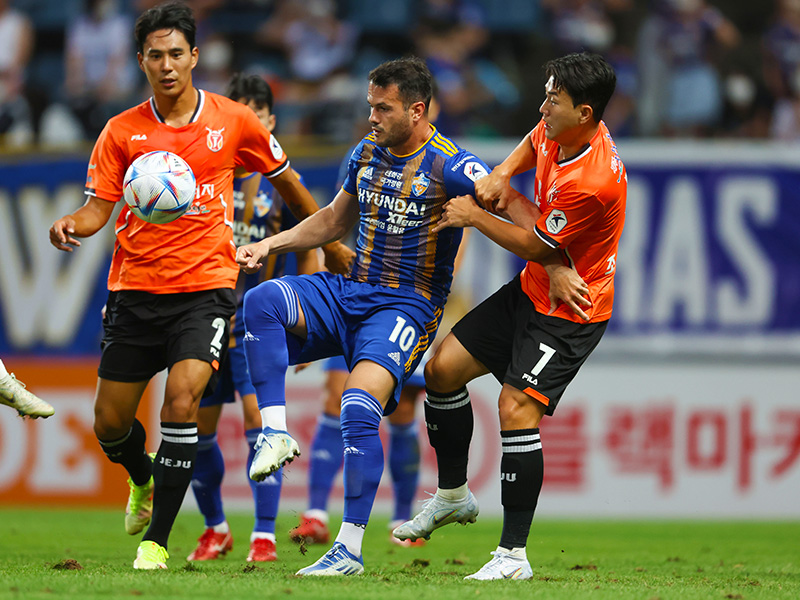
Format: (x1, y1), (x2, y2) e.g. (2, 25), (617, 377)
(342, 125), (489, 306)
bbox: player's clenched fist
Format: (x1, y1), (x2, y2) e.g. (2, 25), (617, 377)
(236, 240), (270, 274)
(474, 168), (513, 211)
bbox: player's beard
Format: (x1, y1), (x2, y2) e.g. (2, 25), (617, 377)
(374, 115), (413, 149)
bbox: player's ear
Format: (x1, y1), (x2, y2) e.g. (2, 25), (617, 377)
(137, 52), (144, 72)
(578, 104), (594, 125)
(410, 100), (426, 123)
(190, 46), (199, 70)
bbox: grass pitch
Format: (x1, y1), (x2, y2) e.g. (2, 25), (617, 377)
(0, 509), (797, 600)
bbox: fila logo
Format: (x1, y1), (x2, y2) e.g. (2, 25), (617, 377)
(500, 472), (517, 482)
(131, 134), (147, 141)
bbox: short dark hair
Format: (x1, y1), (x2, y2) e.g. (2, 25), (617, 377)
(544, 53), (617, 122)
(226, 73), (274, 112)
(368, 56), (433, 112)
(134, 1), (196, 55)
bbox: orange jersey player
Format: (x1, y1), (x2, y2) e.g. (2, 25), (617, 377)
(521, 118), (626, 324)
(48, 0), (352, 572)
(393, 52), (625, 581)
(92, 90), (290, 293)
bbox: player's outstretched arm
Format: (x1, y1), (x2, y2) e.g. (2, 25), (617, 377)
(49, 196), (116, 252)
(435, 194), (553, 262)
(236, 189), (358, 273)
(269, 168), (355, 274)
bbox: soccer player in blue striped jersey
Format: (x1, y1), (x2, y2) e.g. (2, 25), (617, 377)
(187, 74), (351, 564)
(236, 57), (489, 576)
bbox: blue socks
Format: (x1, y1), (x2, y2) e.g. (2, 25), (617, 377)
(247, 428), (282, 535)
(308, 413), (344, 512)
(388, 421), (420, 522)
(191, 433), (226, 528)
(341, 389), (384, 526)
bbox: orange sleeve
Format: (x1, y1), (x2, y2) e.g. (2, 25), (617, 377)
(85, 121), (127, 203)
(234, 107), (289, 178)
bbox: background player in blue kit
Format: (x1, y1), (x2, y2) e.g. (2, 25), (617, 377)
(186, 73), (353, 563)
(236, 57), (489, 576)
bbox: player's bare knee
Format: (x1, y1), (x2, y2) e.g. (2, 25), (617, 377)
(497, 391), (542, 429)
(162, 394), (198, 423)
(423, 354), (448, 390)
(93, 404), (130, 440)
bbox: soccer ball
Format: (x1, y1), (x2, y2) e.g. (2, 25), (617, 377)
(122, 150), (196, 224)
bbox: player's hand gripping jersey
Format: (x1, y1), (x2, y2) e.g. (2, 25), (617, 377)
(341, 126), (488, 306)
(85, 90), (290, 294)
(522, 120), (627, 323)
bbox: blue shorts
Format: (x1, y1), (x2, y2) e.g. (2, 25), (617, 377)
(324, 354), (426, 389)
(283, 272), (442, 411)
(200, 341), (256, 407)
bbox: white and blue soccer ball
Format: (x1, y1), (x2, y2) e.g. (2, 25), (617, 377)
(122, 150), (195, 224)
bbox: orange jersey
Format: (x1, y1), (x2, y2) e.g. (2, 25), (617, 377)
(521, 120), (626, 323)
(85, 89), (290, 293)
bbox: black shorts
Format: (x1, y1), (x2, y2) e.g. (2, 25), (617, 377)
(98, 288), (237, 394)
(451, 274), (607, 416)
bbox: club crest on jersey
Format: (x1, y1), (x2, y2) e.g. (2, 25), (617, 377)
(253, 190), (273, 218)
(463, 161), (488, 182)
(412, 172), (430, 196)
(546, 209), (568, 234)
(269, 135), (284, 160)
(206, 127), (225, 152)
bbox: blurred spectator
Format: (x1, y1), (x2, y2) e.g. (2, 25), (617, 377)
(0, 0), (34, 146)
(413, 3), (518, 136)
(542, 0), (617, 55)
(63, 0), (138, 140)
(254, 0), (359, 136)
(255, 0), (358, 87)
(637, 0), (739, 137)
(718, 71), (772, 138)
(193, 33), (235, 94)
(763, 0), (800, 140)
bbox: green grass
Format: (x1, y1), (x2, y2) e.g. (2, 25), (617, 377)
(0, 509), (798, 600)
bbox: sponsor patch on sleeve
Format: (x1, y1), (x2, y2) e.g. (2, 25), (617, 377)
(545, 209), (568, 234)
(463, 161), (488, 182)
(270, 136), (284, 160)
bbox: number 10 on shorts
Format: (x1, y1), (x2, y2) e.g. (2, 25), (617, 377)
(389, 316), (417, 351)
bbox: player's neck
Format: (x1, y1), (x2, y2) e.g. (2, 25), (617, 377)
(389, 122), (433, 157)
(557, 122), (599, 162)
(153, 86), (199, 128)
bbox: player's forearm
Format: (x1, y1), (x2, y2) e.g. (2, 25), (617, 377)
(496, 191), (541, 231)
(470, 209), (552, 263)
(71, 197), (115, 237)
